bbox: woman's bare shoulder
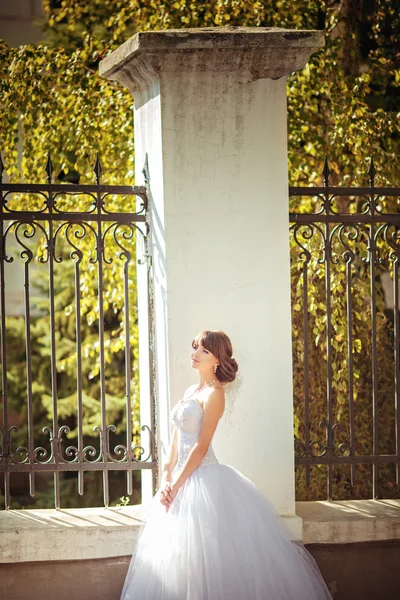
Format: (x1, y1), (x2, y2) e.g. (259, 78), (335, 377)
(208, 383), (225, 395)
(203, 385), (225, 418)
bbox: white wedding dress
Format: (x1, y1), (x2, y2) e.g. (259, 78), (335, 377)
(120, 385), (332, 600)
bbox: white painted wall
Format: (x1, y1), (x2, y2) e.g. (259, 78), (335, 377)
(134, 83), (165, 503)
(133, 68), (300, 532)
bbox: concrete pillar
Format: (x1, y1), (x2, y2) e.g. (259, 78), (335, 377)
(100, 26), (324, 536)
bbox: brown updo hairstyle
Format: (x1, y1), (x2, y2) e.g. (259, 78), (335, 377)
(192, 329), (238, 384)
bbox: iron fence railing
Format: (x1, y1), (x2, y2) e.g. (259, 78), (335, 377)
(4, 150), (399, 508)
(0, 153), (158, 509)
(290, 157), (400, 500)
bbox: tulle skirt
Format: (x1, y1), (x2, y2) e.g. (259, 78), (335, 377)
(120, 462), (332, 600)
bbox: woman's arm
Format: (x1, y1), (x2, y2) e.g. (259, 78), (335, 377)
(160, 425), (179, 484)
(160, 387), (194, 484)
(168, 388), (224, 495)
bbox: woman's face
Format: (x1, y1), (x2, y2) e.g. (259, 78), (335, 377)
(191, 341), (218, 372)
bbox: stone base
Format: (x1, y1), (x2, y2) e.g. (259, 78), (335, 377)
(0, 556), (128, 600)
(296, 499), (400, 544)
(1, 502), (399, 599)
(307, 540), (400, 600)
(2, 542), (400, 600)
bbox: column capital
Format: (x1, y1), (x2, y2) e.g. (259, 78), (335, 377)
(99, 26), (325, 92)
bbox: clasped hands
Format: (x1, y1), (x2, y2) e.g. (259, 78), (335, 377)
(159, 476), (179, 511)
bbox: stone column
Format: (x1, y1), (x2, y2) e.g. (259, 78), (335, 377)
(100, 27), (324, 537)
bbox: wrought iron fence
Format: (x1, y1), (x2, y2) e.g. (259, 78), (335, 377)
(4, 150), (399, 508)
(0, 153), (158, 510)
(290, 157), (400, 501)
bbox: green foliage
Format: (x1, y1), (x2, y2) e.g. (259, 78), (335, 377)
(115, 494), (131, 507)
(2, 1), (398, 186)
(0, 37), (134, 185)
(37, 0), (400, 185)
(0, 0), (399, 503)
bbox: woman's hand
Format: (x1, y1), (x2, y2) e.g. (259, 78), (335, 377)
(159, 480), (180, 512)
(159, 475), (170, 497)
(159, 479), (170, 499)
(159, 475), (172, 509)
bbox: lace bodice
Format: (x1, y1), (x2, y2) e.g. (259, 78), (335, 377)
(170, 386), (219, 470)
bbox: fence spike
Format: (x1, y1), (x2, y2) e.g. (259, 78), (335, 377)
(368, 155), (376, 187)
(45, 152), (53, 184)
(322, 154), (331, 187)
(93, 153), (102, 184)
(142, 154), (149, 184)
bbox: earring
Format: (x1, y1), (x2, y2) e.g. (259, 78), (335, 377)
(213, 364), (218, 373)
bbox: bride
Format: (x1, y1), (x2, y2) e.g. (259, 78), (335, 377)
(120, 329), (332, 599)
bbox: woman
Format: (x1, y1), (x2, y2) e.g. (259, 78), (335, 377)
(121, 329), (332, 600)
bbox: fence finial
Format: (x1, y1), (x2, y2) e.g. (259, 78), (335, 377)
(322, 154), (330, 187)
(142, 154), (149, 184)
(93, 153), (102, 185)
(45, 152), (53, 184)
(368, 155), (376, 187)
